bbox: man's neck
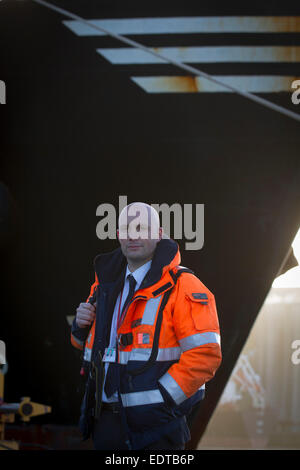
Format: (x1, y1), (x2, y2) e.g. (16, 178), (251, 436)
(127, 257), (152, 273)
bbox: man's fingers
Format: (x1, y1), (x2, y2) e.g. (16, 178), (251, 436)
(77, 320), (92, 327)
(77, 311), (95, 320)
(78, 303), (96, 313)
(77, 313), (95, 326)
(76, 302), (96, 328)
(79, 302), (95, 309)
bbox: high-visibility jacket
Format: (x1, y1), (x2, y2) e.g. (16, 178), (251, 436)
(71, 238), (222, 450)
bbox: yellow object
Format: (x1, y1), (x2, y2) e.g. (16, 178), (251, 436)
(18, 396), (52, 422)
(0, 367), (51, 449)
(0, 440), (19, 450)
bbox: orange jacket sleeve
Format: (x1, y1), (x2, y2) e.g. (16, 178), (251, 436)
(158, 274), (222, 405)
(70, 274), (99, 351)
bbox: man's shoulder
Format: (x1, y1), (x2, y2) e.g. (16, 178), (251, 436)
(173, 265), (214, 298)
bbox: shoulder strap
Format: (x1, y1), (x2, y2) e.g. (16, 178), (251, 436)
(169, 266), (194, 283)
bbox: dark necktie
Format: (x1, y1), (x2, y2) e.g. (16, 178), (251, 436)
(104, 273), (137, 398)
(118, 274), (137, 327)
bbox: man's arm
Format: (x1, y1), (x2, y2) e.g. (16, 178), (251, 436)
(158, 275), (222, 405)
(70, 275), (99, 350)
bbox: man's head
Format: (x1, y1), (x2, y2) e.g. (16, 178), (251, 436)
(117, 202), (163, 270)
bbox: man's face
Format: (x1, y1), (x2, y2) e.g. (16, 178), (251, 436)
(117, 204), (162, 265)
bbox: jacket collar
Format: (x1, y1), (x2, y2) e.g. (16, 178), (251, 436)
(94, 238), (181, 292)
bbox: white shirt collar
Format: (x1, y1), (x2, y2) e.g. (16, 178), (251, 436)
(125, 259), (152, 290)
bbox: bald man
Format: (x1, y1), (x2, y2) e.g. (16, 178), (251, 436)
(71, 202), (221, 450)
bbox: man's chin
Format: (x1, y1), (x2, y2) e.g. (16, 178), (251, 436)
(127, 251), (144, 260)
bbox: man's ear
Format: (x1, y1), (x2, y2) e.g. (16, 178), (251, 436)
(159, 227), (163, 240)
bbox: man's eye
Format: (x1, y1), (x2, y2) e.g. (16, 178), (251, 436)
(119, 227), (129, 237)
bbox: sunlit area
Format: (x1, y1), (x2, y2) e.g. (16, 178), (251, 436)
(272, 228), (300, 288)
(198, 227), (300, 449)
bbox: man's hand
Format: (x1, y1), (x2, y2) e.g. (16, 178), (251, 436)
(76, 302), (96, 328)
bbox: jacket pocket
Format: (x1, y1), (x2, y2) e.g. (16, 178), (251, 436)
(121, 363), (176, 431)
(185, 292), (216, 331)
(122, 388), (175, 431)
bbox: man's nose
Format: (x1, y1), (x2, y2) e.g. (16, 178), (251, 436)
(128, 227), (140, 240)
(128, 234), (141, 240)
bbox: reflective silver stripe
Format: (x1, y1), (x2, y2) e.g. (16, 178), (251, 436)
(83, 347), (92, 362)
(118, 350), (133, 364)
(118, 347), (181, 364)
(141, 295), (162, 325)
(157, 347), (181, 361)
(179, 332), (221, 352)
(121, 389), (164, 407)
(158, 372), (187, 405)
(118, 349), (150, 364)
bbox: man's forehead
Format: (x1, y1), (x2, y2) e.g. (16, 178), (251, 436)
(118, 203), (159, 226)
